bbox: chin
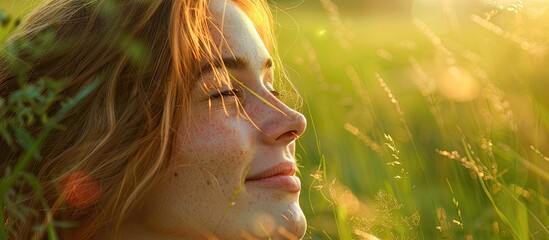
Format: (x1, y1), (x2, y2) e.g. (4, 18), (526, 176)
(257, 202), (307, 239)
(280, 207), (307, 239)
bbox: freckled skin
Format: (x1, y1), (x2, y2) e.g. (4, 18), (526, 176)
(119, 0), (307, 239)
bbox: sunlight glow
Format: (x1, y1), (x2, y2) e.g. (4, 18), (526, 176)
(251, 213), (276, 238)
(437, 66), (480, 102)
(480, 0), (525, 12)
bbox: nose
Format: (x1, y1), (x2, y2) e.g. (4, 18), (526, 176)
(256, 93), (307, 144)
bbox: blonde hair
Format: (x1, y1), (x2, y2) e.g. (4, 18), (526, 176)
(0, 0), (278, 239)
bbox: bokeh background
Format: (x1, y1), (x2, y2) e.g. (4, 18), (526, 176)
(271, 0), (548, 239)
(2, 0), (548, 239)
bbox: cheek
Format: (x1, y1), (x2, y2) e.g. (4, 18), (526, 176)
(152, 118), (255, 229)
(167, 167), (222, 215)
(174, 117), (253, 165)
(170, 116), (255, 193)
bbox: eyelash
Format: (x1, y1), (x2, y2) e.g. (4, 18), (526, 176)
(209, 89), (280, 100)
(210, 88), (241, 99)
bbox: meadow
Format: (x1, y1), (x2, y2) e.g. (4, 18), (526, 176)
(1, 0), (548, 239)
(273, 0), (548, 239)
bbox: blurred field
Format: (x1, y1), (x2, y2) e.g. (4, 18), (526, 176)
(274, 0), (549, 239)
(2, 0), (548, 239)
(0, 0), (39, 21)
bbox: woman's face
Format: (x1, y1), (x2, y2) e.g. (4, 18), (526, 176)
(122, 0), (307, 239)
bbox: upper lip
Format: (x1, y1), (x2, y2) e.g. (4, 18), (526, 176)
(245, 162), (296, 181)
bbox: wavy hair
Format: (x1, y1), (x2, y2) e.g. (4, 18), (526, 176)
(0, 0), (277, 239)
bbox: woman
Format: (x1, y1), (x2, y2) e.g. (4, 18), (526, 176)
(0, 0), (307, 239)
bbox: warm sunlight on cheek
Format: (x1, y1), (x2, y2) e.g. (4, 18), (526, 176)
(61, 171), (101, 208)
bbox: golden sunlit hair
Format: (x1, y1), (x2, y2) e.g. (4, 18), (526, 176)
(0, 0), (278, 239)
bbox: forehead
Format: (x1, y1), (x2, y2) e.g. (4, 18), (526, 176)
(207, 0), (270, 69)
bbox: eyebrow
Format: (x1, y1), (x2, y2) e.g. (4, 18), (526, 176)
(198, 57), (273, 77)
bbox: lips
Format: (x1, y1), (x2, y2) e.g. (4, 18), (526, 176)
(245, 162), (301, 193)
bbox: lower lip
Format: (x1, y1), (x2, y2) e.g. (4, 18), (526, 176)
(245, 175), (301, 193)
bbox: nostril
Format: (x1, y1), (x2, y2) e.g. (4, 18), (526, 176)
(290, 131), (301, 140)
(276, 130), (299, 141)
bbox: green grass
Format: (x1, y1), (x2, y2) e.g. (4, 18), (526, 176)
(275, 0), (549, 239)
(0, 0), (40, 15)
(0, 0), (41, 42)
(2, 0), (548, 239)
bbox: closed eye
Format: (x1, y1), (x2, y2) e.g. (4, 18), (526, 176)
(210, 88), (241, 99)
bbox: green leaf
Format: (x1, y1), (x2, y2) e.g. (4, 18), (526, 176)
(0, 126), (13, 145)
(117, 34), (150, 67)
(12, 126), (33, 150)
(52, 220), (77, 229)
(4, 200), (28, 224)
